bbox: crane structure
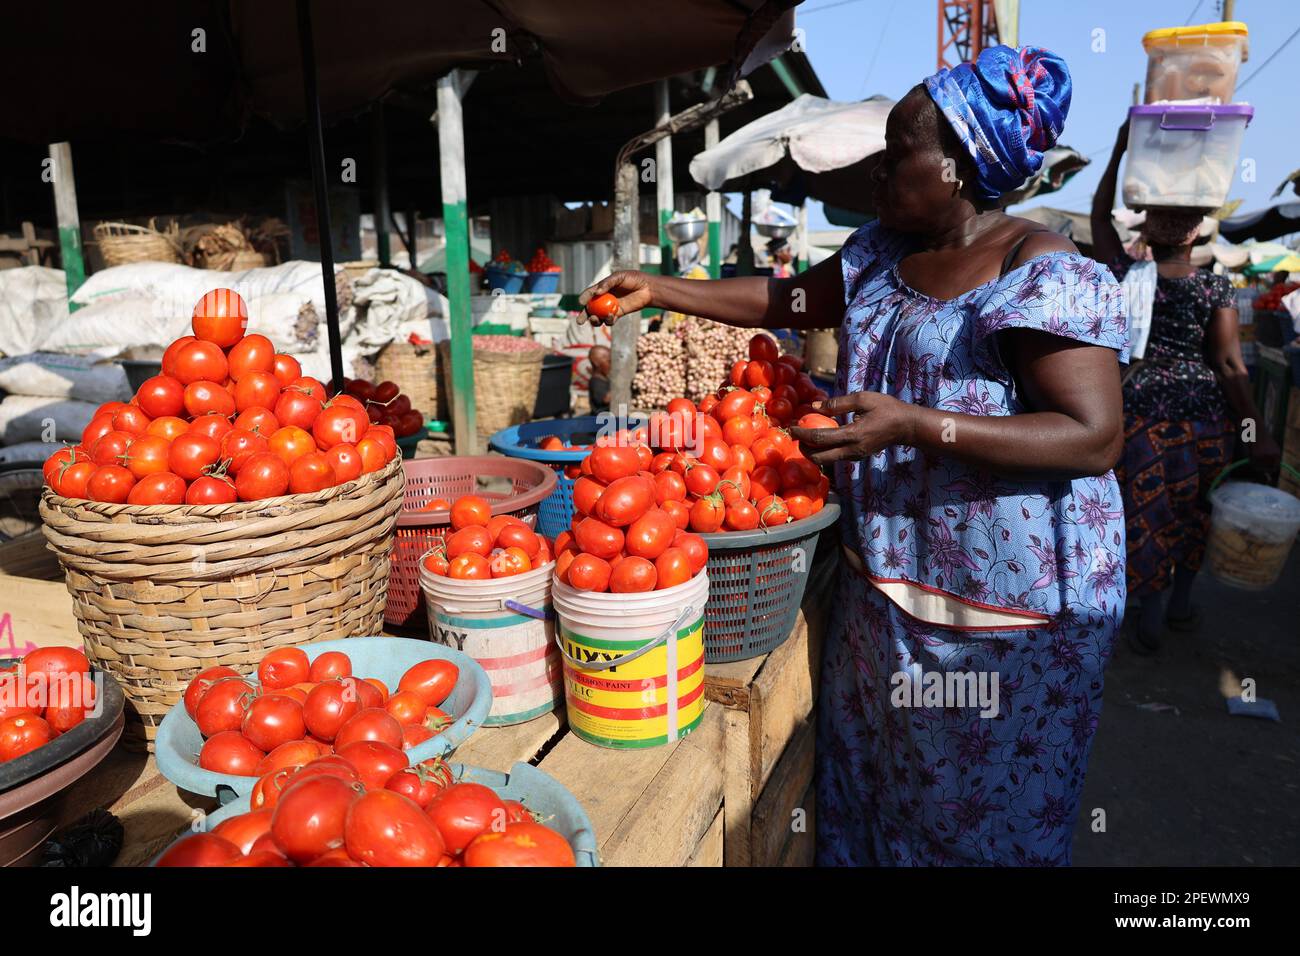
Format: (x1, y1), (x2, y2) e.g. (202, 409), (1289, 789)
(936, 0), (1000, 70)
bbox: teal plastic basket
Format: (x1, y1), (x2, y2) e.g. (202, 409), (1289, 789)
(173, 760), (599, 866)
(154, 637), (491, 802)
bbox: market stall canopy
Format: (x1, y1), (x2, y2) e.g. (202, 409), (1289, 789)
(1219, 202), (1300, 244)
(4, 0), (800, 144)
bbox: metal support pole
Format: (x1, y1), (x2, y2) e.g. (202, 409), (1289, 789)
(371, 105), (391, 268)
(437, 71), (477, 453)
(295, 0), (345, 393)
(737, 191), (755, 276)
(47, 142), (85, 306)
(705, 119), (722, 279)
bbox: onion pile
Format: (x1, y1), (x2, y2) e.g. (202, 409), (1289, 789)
(633, 331), (686, 409)
(680, 319), (765, 403)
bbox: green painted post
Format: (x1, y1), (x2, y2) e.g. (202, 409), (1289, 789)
(437, 71), (477, 453)
(48, 143), (85, 309)
(704, 118), (722, 279)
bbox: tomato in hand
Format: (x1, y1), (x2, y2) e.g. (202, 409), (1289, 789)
(586, 293), (620, 321)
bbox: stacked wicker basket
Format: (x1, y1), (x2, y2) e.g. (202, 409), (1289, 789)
(40, 456), (405, 749)
(438, 339), (545, 438)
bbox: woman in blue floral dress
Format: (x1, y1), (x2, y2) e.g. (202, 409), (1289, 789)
(579, 46), (1128, 865)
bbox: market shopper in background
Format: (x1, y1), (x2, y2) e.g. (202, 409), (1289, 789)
(582, 46), (1127, 866)
(586, 345), (611, 413)
(1091, 121), (1280, 654)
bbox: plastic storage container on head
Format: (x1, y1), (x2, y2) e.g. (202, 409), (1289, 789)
(1142, 21), (1249, 104)
(1123, 103), (1253, 210)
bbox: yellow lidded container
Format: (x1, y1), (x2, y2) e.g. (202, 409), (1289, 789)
(1142, 21), (1250, 104)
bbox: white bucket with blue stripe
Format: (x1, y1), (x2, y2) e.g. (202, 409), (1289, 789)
(419, 556), (562, 726)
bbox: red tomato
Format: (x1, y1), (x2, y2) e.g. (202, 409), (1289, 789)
(270, 772), (362, 862)
(271, 354), (303, 388)
(796, 412), (838, 430)
(495, 523), (540, 558)
(660, 498), (690, 530)
(220, 427), (267, 475)
(756, 494), (790, 527)
(594, 475), (654, 528)
(173, 340), (228, 385)
(242, 694), (306, 752)
(166, 433), (219, 482)
(188, 413), (234, 444)
(161, 335), (197, 379)
(386, 757), (455, 808)
(212, 808), (275, 855)
(126, 471), (186, 505)
(313, 403), (369, 449)
(288, 451), (337, 494)
(0, 714), (52, 761)
(424, 782), (507, 855)
(652, 470), (686, 505)
(713, 389), (757, 423)
(566, 553), (612, 592)
(44, 673), (97, 734)
(235, 452), (289, 501)
(588, 446), (640, 484)
(671, 531), (709, 575)
(624, 508), (676, 560)
(653, 547), (693, 590)
(146, 416), (189, 441)
(50, 459), (96, 498)
(136, 375), (185, 419)
(232, 370), (281, 413)
(586, 292), (620, 320)
(89, 429), (133, 466)
(227, 333), (276, 377)
(385, 690), (430, 727)
(574, 516), (624, 560)
(666, 397), (696, 419)
(464, 820), (576, 867)
(750, 464), (781, 501)
(683, 464), (720, 498)
(256, 647), (309, 690)
(336, 739), (408, 791)
(334, 708), (404, 750)
(422, 551), (449, 576)
(110, 404), (151, 437)
(345, 789), (447, 866)
(402, 724), (435, 750)
(325, 443), (362, 483)
(86, 464), (136, 503)
(397, 659), (459, 708)
(688, 494), (725, 533)
(254, 740), (323, 778)
(489, 547), (532, 577)
(309, 651), (352, 682)
(448, 553), (491, 579)
(199, 730), (264, 776)
(749, 333), (780, 363)
(234, 406), (279, 436)
(610, 555), (657, 592)
(155, 832), (242, 867)
(302, 679), (362, 742)
(571, 476), (607, 516)
(192, 288), (248, 348)
(725, 499), (761, 531)
(184, 665), (239, 720)
(450, 495), (492, 531)
(194, 677), (254, 736)
(186, 474), (237, 504)
(272, 388), (322, 431)
(183, 380), (236, 419)
(446, 526), (494, 559)
(120, 435), (170, 480)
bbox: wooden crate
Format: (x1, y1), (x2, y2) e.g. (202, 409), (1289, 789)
(704, 548), (835, 866)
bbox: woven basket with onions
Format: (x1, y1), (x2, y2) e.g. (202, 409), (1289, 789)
(39, 456), (405, 749)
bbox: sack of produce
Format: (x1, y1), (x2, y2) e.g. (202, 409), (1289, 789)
(0, 352), (132, 405)
(0, 395), (98, 445)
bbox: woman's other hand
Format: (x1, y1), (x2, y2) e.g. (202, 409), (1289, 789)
(578, 271), (655, 325)
(788, 392), (917, 465)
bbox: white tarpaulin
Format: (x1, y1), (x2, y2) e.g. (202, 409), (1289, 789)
(689, 93), (893, 191)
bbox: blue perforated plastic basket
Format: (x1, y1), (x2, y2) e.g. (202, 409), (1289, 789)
(170, 760), (599, 866)
(489, 415), (648, 540)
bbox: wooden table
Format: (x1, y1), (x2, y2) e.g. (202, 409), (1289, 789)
(49, 553), (835, 867)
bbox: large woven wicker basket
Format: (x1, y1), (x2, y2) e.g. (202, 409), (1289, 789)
(93, 220), (182, 267)
(38, 457), (405, 749)
(376, 341), (446, 422)
(439, 340), (545, 438)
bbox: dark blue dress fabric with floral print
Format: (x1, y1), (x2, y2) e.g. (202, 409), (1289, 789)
(815, 222), (1129, 865)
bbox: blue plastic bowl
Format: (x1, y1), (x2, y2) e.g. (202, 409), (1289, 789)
(485, 265), (526, 294)
(489, 414), (648, 539)
(171, 760), (599, 866)
(523, 271), (561, 293)
(155, 637), (492, 802)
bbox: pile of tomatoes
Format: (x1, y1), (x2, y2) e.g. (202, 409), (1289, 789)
(0, 646), (97, 762)
(339, 377), (426, 438)
(526, 247), (561, 274)
(160, 747), (574, 867)
(41, 288), (401, 505)
(420, 495), (554, 580)
(184, 646), (458, 781)
(1253, 281), (1298, 312)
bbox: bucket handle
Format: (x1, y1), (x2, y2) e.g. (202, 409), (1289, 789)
(502, 598), (554, 621)
(554, 605), (696, 672)
(1159, 110), (1215, 132)
(1210, 459), (1300, 494)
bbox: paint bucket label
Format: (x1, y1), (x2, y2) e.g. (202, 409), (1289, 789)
(433, 608), (562, 726)
(559, 613), (705, 749)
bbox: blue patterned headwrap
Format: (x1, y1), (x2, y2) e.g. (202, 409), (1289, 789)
(923, 45), (1072, 200)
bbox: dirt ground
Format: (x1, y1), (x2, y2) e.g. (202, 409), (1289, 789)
(1071, 549), (1300, 865)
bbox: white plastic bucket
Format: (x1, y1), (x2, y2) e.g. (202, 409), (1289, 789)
(1123, 104), (1253, 210)
(420, 557), (562, 725)
(552, 569), (709, 750)
(1206, 481), (1300, 590)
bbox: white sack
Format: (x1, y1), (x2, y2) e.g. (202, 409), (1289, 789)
(0, 395), (98, 444)
(0, 267), (70, 356)
(0, 353), (132, 404)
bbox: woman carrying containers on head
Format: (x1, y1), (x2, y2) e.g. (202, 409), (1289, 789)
(1091, 119), (1280, 654)
(580, 46), (1129, 866)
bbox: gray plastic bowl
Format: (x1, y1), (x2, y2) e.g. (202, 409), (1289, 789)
(154, 637), (491, 802)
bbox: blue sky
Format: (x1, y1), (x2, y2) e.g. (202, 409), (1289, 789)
(784, 0), (1298, 230)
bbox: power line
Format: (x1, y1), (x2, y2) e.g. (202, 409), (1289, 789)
(1184, 0), (1204, 25)
(858, 0), (899, 95)
(1236, 24), (1300, 91)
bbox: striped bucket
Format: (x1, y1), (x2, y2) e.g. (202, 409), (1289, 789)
(420, 558), (562, 726)
(552, 570), (709, 750)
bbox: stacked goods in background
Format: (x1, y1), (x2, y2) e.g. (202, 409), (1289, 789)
(1124, 22), (1253, 211)
(0, 354), (131, 458)
(632, 318), (755, 408)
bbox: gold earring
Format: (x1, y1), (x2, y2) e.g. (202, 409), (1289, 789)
(956, 178), (964, 192)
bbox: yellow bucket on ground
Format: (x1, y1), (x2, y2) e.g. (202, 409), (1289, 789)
(552, 570), (708, 750)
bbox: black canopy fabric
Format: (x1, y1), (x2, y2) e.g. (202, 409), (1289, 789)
(6, 0), (800, 389)
(6, 0), (799, 145)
